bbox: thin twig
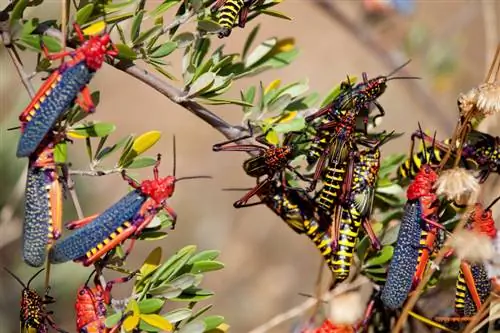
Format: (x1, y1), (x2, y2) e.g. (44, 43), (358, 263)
(69, 168), (122, 177)
(312, 1), (451, 132)
(248, 277), (370, 333)
(463, 295), (491, 333)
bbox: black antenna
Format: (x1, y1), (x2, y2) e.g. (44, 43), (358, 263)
(172, 135), (177, 178)
(429, 130), (438, 163)
(84, 269), (97, 286)
(6, 125), (21, 131)
(417, 122), (427, 159)
(375, 130), (395, 150)
(4, 267), (45, 289)
(176, 176), (212, 182)
(485, 195), (500, 211)
(387, 59), (412, 77)
(386, 76), (421, 81)
(222, 187), (253, 191)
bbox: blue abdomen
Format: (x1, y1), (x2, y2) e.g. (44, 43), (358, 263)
(23, 166), (51, 267)
(49, 190), (147, 263)
(381, 200), (422, 309)
(17, 62), (94, 157)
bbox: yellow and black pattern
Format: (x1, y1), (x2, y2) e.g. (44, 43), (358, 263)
(331, 206), (362, 282)
(85, 221), (133, 259)
(454, 269), (467, 316)
(398, 143), (447, 180)
(215, 0), (246, 37)
(315, 160), (348, 213)
(303, 218), (334, 268)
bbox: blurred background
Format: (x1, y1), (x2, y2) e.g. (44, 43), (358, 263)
(1, 0), (499, 332)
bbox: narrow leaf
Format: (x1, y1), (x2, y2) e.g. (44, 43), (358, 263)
(141, 314), (173, 331)
(201, 97), (253, 107)
(149, 0), (181, 17)
(130, 10), (145, 41)
(178, 321), (206, 333)
(187, 72), (216, 98)
(124, 156), (159, 169)
(123, 300), (140, 331)
(82, 21), (106, 36)
(242, 24), (260, 59)
(187, 250), (220, 264)
(139, 247), (162, 283)
(54, 142), (67, 164)
(76, 3), (95, 25)
(115, 44), (138, 60)
(364, 246), (394, 267)
(133, 25), (162, 46)
(203, 316), (225, 331)
(68, 122), (116, 138)
(150, 41), (178, 58)
(138, 299), (165, 314)
(244, 37), (277, 68)
(163, 308), (192, 323)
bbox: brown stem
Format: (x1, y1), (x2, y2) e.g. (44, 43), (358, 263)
(312, 1), (451, 132)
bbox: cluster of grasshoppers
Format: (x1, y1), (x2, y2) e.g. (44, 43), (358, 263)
(9, 23), (210, 332)
(213, 62), (422, 330)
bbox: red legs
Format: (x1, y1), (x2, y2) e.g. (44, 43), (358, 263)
(163, 204), (178, 229)
(65, 213), (99, 230)
(72, 23), (86, 43)
(76, 86), (96, 113)
(40, 40), (73, 61)
(45, 314), (69, 333)
(461, 262), (483, 311)
(362, 219), (381, 251)
(211, 0), (227, 12)
(234, 178), (272, 208)
(238, 4), (250, 28)
(121, 170), (141, 188)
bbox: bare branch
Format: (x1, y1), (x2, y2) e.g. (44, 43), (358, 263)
(69, 168), (122, 177)
(312, 1), (451, 132)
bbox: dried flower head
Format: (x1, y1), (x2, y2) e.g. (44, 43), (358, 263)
(485, 230), (500, 282)
(328, 291), (364, 325)
(435, 168), (479, 202)
(458, 83), (500, 117)
(450, 229), (494, 263)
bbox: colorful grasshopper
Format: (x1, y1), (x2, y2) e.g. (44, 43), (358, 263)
(434, 199), (498, 328)
(76, 270), (136, 333)
(23, 137), (62, 267)
(211, 0), (260, 38)
(5, 268), (67, 333)
(16, 23), (118, 158)
(49, 154), (209, 266)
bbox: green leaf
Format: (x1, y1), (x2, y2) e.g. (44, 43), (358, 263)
(267, 93), (292, 113)
(193, 38), (211, 67)
(203, 316), (225, 331)
(138, 319), (161, 332)
(138, 299), (165, 314)
(104, 12), (135, 25)
(188, 305), (213, 324)
(364, 246), (394, 267)
(363, 266), (387, 274)
(54, 142), (67, 164)
(95, 134), (132, 162)
(10, 0), (28, 24)
(202, 75), (233, 96)
(105, 312), (123, 328)
(259, 9), (292, 20)
(141, 314), (173, 331)
(149, 285), (184, 298)
(173, 287), (214, 301)
(187, 72), (216, 98)
(376, 184), (404, 196)
(197, 19), (221, 33)
(188, 250), (220, 264)
(190, 261), (224, 274)
(68, 122), (116, 138)
(244, 37), (277, 68)
(21, 18), (38, 36)
(255, 48), (298, 70)
(124, 156), (158, 169)
(242, 24), (260, 59)
(136, 231), (169, 241)
(18, 35), (62, 52)
(174, 32), (195, 48)
(163, 308), (192, 323)
(273, 118), (306, 133)
(130, 9), (145, 42)
(201, 97), (253, 107)
(133, 25), (162, 46)
(76, 3), (95, 25)
(150, 41), (178, 58)
(115, 43), (138, 60)
(273, 81), (309, 101)
(178, 321), (206, 333)
(168, 273), (199, 290)
(152, 245), (197, 283)
(152, 64), (177, 81)
(149, 0), (181, 17)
